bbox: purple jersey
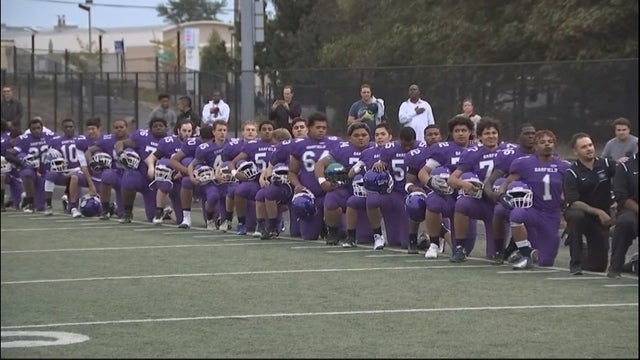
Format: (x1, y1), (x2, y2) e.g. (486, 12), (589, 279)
(95, 134), (120, 163)
(359, 146), (381, 169)
(156, 135), (183, 159)
(195, 140), (226, 168)
(291, 136), (341, 195)
(510, 155), (570, 214)
(493, 145), (532, 175)
(47, 135), (83, 169)
(179, 137), (202, 158)
(223, 138), (244, 161)
(75, 135), (100, 152)
(240, 139), (276, 172)
(379, 141), (416, 191)
(456, 144), (501, 181)
(13, 132), (52, 166)
(269, 138), (304, 166)
(405, 146), (430, 176)
(129, 129), (165, 171)
(424, 141), (468, 172)
(327, 141), (369, 168)
(1, 136), (9, 156)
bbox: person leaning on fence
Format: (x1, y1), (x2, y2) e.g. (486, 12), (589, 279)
(607, 147), (639, 278)
(347, 83), (386, 132)
(562, 133), (616, 275)
(202, 90), (230, 125)
(1, 86), (23, 130)
(269, 85), (302, 132)
(398, 84), (435, 142)
(149, 93), (177, 131)
(601, 117), (638, 163)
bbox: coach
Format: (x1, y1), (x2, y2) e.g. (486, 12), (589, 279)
(563, 133), (616, 274)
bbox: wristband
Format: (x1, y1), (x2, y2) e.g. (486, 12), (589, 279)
(318, 177), (327, 185)
(404, 182), (414, 193)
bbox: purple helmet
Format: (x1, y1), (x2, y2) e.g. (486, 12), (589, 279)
(459, 172), (484, 199)
(363, 169), (394, 194)
(430, 166), (454, 195)
(79, 194), (102, 217)
(20, 152), (40, 168)
(270, 163), (289, 185)
(194, 164), (215, 185)
(291, 190), (316, 220)
(507, 181), (533, 208)
(44, 148), (68, 173)
(405, 191), (428, 222)
(91, 152), (113, 172)
(119, 148), (141, 169)
(237, 160), (260, 181)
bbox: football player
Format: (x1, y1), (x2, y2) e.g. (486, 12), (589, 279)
(497, 130), (570, 269)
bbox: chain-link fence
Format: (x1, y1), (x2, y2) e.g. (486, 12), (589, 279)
(1, 58), (637, 148)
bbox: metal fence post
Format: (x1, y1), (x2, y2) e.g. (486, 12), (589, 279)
(90, 75), (95, 120)
(53, 72), (58, 132)
(134, 72), (139, 129)
(27, 73), (32, 122)
(106, 72), (111, 130)
(78, 73), (84, 126)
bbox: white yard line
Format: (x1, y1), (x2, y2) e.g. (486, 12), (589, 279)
(603, 284), (638, 288)
(546, 276), (609, 281)
(1, 226), (148, 232)
(2, 303), (636, 330)
(0, 242), (293, 254)
(496, 270), (560, 274)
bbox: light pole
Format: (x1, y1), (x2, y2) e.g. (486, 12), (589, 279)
(78, 0), (92, 53)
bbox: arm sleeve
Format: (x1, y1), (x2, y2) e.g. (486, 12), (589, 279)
(398, 102), (415, 125)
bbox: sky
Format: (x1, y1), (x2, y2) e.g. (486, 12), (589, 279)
(1, 0), (236, 29)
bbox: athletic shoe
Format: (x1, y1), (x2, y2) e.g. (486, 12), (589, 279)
(43, 206), (53, 216)
(236, 223), (247, 235)
(71, 208), (82, 218)
(513, 255), (533, 270)
(449, 245), (466, 263)
(341, 237), (356, 248)
(373, 234), (386, 250)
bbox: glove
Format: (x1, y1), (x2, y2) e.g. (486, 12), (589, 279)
(362, 110), (374, 121)
(351, 160), (365, 175)
(427, 176), (450, 196)
(498, 193), (515, 211)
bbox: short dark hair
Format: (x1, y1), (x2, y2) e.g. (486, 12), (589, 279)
(62, 118), (74, 125)
(85, 117), (101, 128)
(448, 115), (474, 133)
(399, 126), (417, 142)
(29, 117), (43, 128)
(259, 120), (275, 131)
(424, 124), (439, 136)
(476, 117), (500, 138)
(283, 85), (294, 93)
(157, 93), (170, 101)
(374, 123), (393, 135)
(199, 125), (214, 140)
(148, 117), (167, 128)
(178, 95), (192, 107)
(613, 117), (631, 129)
(211, 120), (228, 131)
(307, 112), (328, 128)
(291, 117), (306, 128)
(9, 128), (22, 138)
(570, 132), (591, 149)
(347, 122), (370, 136)
(534, 129), (557, 144)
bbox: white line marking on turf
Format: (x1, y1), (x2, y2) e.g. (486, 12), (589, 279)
(497, 270), (559, 274)
(191, 234), (240, 239)
(365, 254), (414, 258)
(162, 232), (193, 235)
(604, 284), (638, 288)
(326, 249), (376, 253)
(405, 259), (450, 263)
(0, 242), (293, 254)
(0, 265), (496, 285)
(0, 226), (148, 232)
(290, 245), (326, 249)
(546, 276), (609, 281)
(132, 228), (173, 232)
(2, 303), (636, 329)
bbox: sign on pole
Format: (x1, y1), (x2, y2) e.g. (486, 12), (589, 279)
(114, 40), (124, 54)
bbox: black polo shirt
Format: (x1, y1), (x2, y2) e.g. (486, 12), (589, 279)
(613, 153), (639, 208)
(563, 157), (616, 212)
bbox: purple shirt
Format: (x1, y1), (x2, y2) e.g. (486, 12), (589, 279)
(179, 137), (202, 158)
(240, 139), (276, 172)
(509, 155), (570, 214)
(379, 141), (417, 192)
(156, 135), (183, 159)
(290, 136), (341, 196)
(424, 141), (468, 172)
(327, 141), (369, 168)
(223, 138), (244, 161)
(195, 140), (227, 168)
(1, 136), (10, 156)
(359, 146), (381, 169)
(269, 138), (304, 166)
(129, 129), (165, 172)
(47, 134), (83, 168)
(13, 132), (52, 165)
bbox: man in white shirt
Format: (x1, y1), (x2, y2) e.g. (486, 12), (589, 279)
(201, 91), (230, 125)
(398, 84), (435, 142)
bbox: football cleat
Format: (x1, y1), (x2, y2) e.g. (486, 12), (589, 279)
(407, 238), (419, 254)
(373, 234), (386, 250)
(513, 255), (533, 270)
(425, 243), (439, 259)
(450, 246), (466, 262)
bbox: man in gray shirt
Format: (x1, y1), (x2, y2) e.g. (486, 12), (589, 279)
(1, 86), (23, 130)
(347, 84), (385, 132)
(149, 93), (177, 131)
(601, 117), (638, 163)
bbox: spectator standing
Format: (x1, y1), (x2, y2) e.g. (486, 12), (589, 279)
(457, 98), (482, 137)
(398, 84), (435, 142)
(177, 95), (201, 130)
(601, 117), (638, 163)
(269, 86), (302, 131)
(347, 84), (385, 132)
(201, 90), (230, 125)
(563, 133), (616, 274)
(1, 86), (23, 130)
(149, 93), (177, 130)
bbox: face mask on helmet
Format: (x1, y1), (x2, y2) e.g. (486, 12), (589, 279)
(195, 165), (215, 185)
(0, 156), (12, 174)
(459, 172), (484, 199)
(325, 162), (348, 185)
(79, 194), (102, 217)
(237, 160), (260, 181)
(430, 166), (454, 195)
(91, 152), (113, 172)
(45, 148), (68, 173)
(363, 169), (394, 194)
(120, 149), (141, 169)
(507, 181), (533, 208)
(291, 190), (316, 220)
(351, 174), (367, 197)
(217, 161), (236, 183)
(149, 164), (175, 189)
(21, 152), (40, 168)
(270, 163), (289, 185)
(405, 191), (428, 222)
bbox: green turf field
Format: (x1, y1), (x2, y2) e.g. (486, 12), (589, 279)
(1, 208), (638, 358)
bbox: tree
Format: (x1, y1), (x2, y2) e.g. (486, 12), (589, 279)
(200, 31), (233, 73)
(149, 38), (184, 71)
(156, 0), (228, 24)
(68, 37), (109, 72)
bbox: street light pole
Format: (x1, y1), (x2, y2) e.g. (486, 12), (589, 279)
(78, 0), (92, 53)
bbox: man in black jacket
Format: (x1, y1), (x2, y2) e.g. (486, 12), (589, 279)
(269, 86), (301, 132)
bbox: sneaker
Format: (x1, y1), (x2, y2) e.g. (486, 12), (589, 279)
(252, 230), (262, 237)
(153, 216), (163, 225)
(373, 234), (386, 250)
(425, 243), (440, 259)
(493, 251), (505, 265)
(507, 250), (523, 264)
(407, 239), (418, 254)
(569, 264), (583, 275)
(206, 219), (217, 230)
(162, 207), (173, 220)
(43, 206), (53, 216)
(219, 220), (230, 232)
(71, 208), (82, 218)
(178, 220), (191, 229)
(215, 217), (222, 230)
(109, 203), (116, 217)
(513, 255), (533, 270)
(341, 237), (356, 248)
(260, 228), (272, 240)
(119, 214), (132, 224)
(417, 234), (429, 251)
(606, 266), (622, 278)
(22, 204), (33, 213)
(449, 245), (466, 263)
(236, 223), (247, 235)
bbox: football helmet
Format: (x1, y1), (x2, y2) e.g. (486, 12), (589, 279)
(363, 169), (394, 194)
(270, 162), (289, 185)
(506, 181), (533, 208)
(21, 152), (40, 168)
(217, 161), (236, 183)
(429, 166), (454, 195)
(237, 160), (260, 181)
(325, 162), (348, 185)
(459, 172), (484, 199)
(91, 152), (113, 172)
(351, 174), (367, 197)
(44, 149), (68, 173)
(291, 189), (317, 220)
(119, 149), (141, 169)
(149, 163), (175, 188)
(194, 165), (215, 185)
(492, 177), (507, 193)
(79, 194), (102, 217)
(405, 191), (428, 223)
(0, 156), (12, 174)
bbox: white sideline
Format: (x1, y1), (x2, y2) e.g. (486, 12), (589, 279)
(0, 265), (495, 285)
(1, 226), (148, 232)
(2, 303), (636, 330)
(0, 242), (292, 254)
